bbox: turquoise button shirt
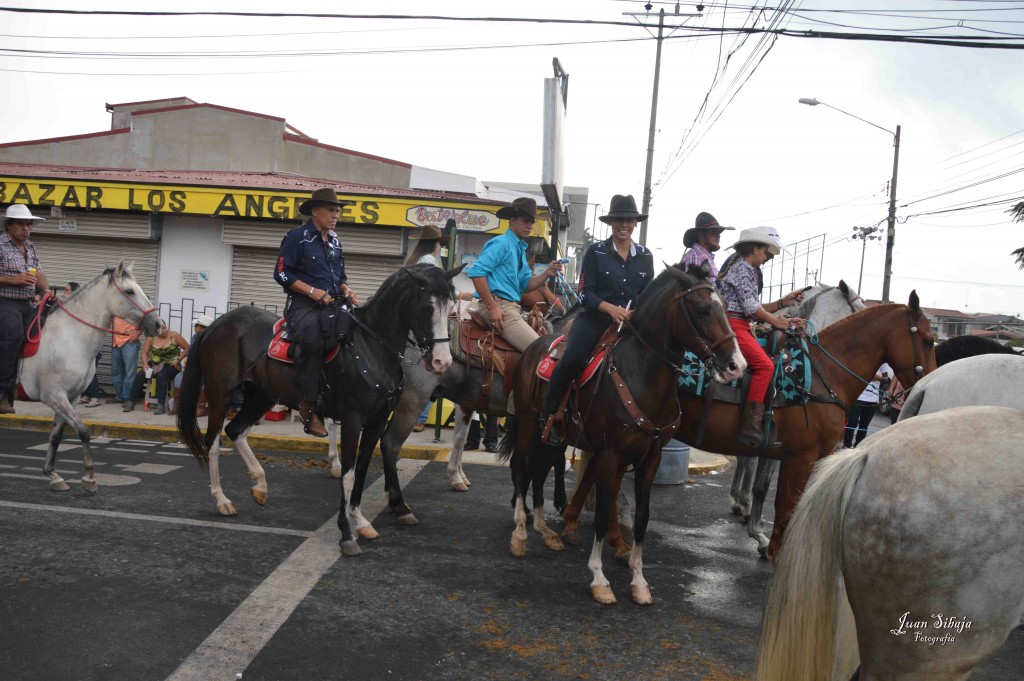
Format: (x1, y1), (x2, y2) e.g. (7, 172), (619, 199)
(466, 230), (531, 302)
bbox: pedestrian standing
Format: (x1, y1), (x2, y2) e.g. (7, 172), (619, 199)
(112, 317), (142, 411)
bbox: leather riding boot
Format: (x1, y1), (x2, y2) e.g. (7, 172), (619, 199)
(299, 400), (327, 438)
(738, 401), (781, 449)
(540, 412), (565, 447)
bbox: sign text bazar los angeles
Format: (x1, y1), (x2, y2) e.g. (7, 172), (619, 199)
(0, 177), (547, 235)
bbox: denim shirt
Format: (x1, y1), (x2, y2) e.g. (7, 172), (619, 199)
(465, 229), (530, 302)
(579, 238), (654, 317)
(274, 221), (346, 296)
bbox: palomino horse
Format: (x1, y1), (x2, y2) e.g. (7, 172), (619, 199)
(757, 406), (1024, 681)
(728, 280), (865, 520)
(899, 353), (1024, 420)
(564, 292), (936, 561)
(505, 264), (745, 605)
(177, 264), (457, 556)
(18, 261), (164, 492)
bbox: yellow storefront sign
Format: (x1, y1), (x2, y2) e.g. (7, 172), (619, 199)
(0, 176), (548, 237)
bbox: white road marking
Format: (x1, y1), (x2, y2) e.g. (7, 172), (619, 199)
(165, 458), (429, 681)
(0, 500), (313, 537)
(115, 463), (181, 474)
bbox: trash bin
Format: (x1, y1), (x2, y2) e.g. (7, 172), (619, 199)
(654, 439), (690, 485)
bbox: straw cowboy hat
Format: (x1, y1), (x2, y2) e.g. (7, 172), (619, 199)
(683, 211), (734, 248)
(729, 228), (782, 256)
(192, 314), (215, 328)
(408, 224), (451, 245)
(4, 204), (46, 223)
(496, 197), (539, 221)
(299, 187), (344, 215)
(599, 194), (647, 224)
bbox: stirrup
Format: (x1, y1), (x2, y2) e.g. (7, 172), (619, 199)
(540, 413), (565, 446)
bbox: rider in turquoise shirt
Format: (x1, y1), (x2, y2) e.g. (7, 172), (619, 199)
(466, 229), (531, 302)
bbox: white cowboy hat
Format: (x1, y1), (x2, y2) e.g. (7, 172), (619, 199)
(192, 314), (215, 328)
(753, 225), (781, 241)
(5, 204), (45, 222)
(729, 228), (781, 256)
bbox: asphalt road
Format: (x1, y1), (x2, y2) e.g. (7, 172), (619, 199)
(1, 428), (1020, 681)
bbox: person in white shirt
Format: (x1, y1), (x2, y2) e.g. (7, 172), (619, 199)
(843, 363), (891, 448)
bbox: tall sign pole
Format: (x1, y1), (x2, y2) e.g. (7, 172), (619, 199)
(638, 8), (665, 247)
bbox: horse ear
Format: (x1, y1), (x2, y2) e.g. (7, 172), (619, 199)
(838, 280), (850, 295)
(908, 289), (921, 314)
(444, 263), (467, 280)
(114, 259), (126, 278)
(665, 263), (693, 286)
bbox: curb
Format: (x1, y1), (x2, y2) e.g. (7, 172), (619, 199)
(0, 414), (448, 462)
(688, 455), (731, 475)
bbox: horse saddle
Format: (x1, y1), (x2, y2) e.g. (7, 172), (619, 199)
(536, 334), (611, 387)
(17, 292), (57, 360)
(450, 311), (522, 396)
(678, 330), (813, 408)
(268, 319), (341, 365)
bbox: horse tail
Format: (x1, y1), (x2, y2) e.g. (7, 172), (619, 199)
(176, 330), (209, 468)
(756, 449), (869, 681)
(898, 385), (925, 421)
(496, 414), (518, 464)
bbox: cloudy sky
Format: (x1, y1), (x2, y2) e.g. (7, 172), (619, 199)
(2, 1), (1022, 315)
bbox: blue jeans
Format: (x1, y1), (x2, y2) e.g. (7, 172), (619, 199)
(111, 341), (140, 401)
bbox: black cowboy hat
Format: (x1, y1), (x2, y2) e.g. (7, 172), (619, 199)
(683, 211), (735, 248)
(299, 187), (344, 215)
(408, 224), (451, 245)
(495, 197), (539, 221)
(599, 194), (648, 224)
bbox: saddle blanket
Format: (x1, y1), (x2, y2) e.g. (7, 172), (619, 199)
(536, 335), (606, 387)
(268, 319), (340, 365)
(678, 334), (812, 407)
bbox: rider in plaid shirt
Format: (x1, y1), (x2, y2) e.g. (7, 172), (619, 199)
(679, 211), (734, 283)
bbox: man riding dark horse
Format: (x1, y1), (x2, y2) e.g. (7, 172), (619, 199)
(273, 187), (360, 437)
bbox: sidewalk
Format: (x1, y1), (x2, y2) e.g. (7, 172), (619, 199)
(0, 398), (730, 474)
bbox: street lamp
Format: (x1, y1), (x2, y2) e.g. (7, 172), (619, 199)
(799, 97), (901, 302)
(852, 225), (881, 294)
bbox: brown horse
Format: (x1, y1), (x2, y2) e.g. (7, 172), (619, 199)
(564, 291), (937, 562)
(503, 264), (745, 605)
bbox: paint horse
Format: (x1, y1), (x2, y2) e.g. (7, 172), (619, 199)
(757, 406), (1024, 681)
(177, 264), (458, 556)
(505, 264), (745, 605)
(563, 292), (936, 561)
(17, 261), (164, 492)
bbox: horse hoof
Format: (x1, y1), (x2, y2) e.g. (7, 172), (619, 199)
(630, 585), (653, 606)
(356, 525), (380, 540)
(340, 540), (362, 557)
(451, 481), (469, 492)
(543, 535), (565, 552)
(730, 502), (742, 516)
(460, 473), (471, 487)
(330, 466), (343, 480)
(251, 489), (267, 506)
(217, 502), (238, 517)
(49, 479), (71, 492)
(510, 536), (527, 558)
(561, 528), (580, 546)
(81, 478), (98, 494)
(396, 513), (418, 526)
(591, 585), (616, 605)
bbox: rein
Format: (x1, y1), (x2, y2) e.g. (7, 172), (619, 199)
(45, 272), (159, 335)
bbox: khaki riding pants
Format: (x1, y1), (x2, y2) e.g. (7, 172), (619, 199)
(475, 299), (539, 352)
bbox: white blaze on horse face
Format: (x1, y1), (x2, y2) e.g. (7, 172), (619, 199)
(428, 295), (454, 373)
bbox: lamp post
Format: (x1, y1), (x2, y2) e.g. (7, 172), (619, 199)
(851, 225), (881, 294)
(799, 98), (900, 302)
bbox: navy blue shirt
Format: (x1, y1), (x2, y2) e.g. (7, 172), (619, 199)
(579, 238), (654, 317)
(274, 221), (347, 296)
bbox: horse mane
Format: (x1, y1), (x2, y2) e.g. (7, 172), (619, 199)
(356, 264), (454, 330)
(935, 334), (1019, 366)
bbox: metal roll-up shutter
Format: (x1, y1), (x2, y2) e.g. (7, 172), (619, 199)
(229, 247), (402, 313)
(29, 234), (159, 395)
(222, 219), (403, 255)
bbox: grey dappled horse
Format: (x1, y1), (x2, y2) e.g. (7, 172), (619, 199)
(757, 406), (1024, 681)
(899, 352), (1024, 420)
(19, 261), (164, 492)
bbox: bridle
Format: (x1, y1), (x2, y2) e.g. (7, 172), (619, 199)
(48, 271), (158, 335)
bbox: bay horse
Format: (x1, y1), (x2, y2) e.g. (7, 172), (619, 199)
(563, 291), (937, 561)
(757, 406), (1024, 681)
(505, 264), (746, 605)
(176, 264), (458, 556)
(336, 291), (580, 542)
(17, 261), (164, 492)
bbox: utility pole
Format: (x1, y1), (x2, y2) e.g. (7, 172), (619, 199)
(882, 125), (901, 303)
(852, 225), (881, 294)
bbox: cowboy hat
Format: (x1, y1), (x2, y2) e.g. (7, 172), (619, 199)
(753, 225), (781, 241)
(683, 211), (734, 248)
(408, 224), (451, 245)
(495, 197), (538, 221)
(299, 187), (344, 215)
(192, 314), (215, 328)
(4, 204), (45, 222)
(729, 227), (781, 256)
(599, 194), (647, 224)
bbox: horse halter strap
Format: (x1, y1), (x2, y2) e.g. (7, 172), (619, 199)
(110, 271), (158, 320)
(672, 283), (736, 363)
(905, 308), (927, 387)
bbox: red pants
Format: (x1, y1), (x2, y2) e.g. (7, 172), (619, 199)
(729, 317), (774, 403)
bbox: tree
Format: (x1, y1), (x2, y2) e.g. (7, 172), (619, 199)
(1011, 201), (1024, 269)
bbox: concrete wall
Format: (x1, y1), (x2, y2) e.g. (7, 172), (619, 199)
(109, 98), (195, 130)
(279, 138), (410, 188)
(0, 132), (136, 167)
(410, 165), (480, 194)
(156, 215), (232, 315)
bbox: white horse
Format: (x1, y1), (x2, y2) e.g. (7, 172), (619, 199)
(757, 405), (1024, 681)
(724, 281), (865, 520)
(898, 353), (1024, 420)
(18, 261), (164, 492)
